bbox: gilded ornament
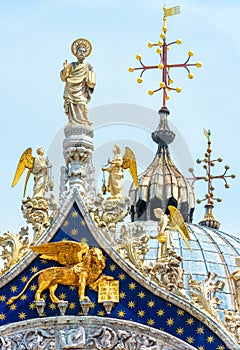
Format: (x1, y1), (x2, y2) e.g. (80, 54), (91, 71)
(116, 223), (149, 273)
(61, 38), (96, 125)
(89, 196), (130, 232)
(102, 145), (138, 199)
(129, 6), (201, 108)
(154, 205), (192, 257)
(12, 147), (52, 198)
(7, 241), (114, 305)
(98, 280), (119, 303)
(0, 227), (29, 275)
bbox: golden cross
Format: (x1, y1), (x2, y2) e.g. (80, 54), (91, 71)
(129, 5), (202, 108)
(189, 129), (236, 206)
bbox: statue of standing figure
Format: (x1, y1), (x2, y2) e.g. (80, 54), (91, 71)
(102, 145), (139, 200)
(60, 38), (96, 125)
(102, 145), (124, 199)
(12, 147), (51, 198)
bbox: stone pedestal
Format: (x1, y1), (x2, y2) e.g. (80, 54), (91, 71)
(60, 124), (96, 201)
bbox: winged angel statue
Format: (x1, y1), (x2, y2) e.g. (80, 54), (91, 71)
(7, 241), (113, 305)
(154, 205), (192, 258)
(12, 147), (51, 198)
(102, 145), (138, 199)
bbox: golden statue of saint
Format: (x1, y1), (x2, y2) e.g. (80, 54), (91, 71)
(60, 38), (96, 125)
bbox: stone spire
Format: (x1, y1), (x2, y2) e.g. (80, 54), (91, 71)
(129, 107), (195, 222)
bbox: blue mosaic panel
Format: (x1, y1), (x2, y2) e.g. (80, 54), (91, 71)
(0, 203), (230, 350)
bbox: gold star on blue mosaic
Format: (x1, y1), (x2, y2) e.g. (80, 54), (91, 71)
(71, 228), (78, 236)
(109, 264), (116, 271)
(207, 336), (215, 344)
(147, 300), (155, 308)
(147, 318), (155, 326)
(197, 327), (204, 334)
(198, 346), (205, 350)
(97, 310), (105, 316)
(137, 310), (145, 317)
(216, 346), (225, 350)
(18, 312), (26, 320)
(138, 291), (145, 298)
(20, 294), (27, 301)
(71, 210), (78, 218)
(63, 220), (69, 227)
(128, 301), (135, 309)
(118, 273), (126, 280)
(49, 303), (56, 310)
(30, 266), (38, 273)
(30, 284), (37, 291)
(10, 285), (18, 293)
(69, 302), (76, 310)
(186, 317), (194, 325)
(177, 309), (184, 316)
(118, 310), (125, 318)
(129, 282), (136, 290)
(9, 304), (17, 311)
(0, 295), (6, 302)
(0, 313), (6, 320)
(176, 327), (184, 335)
(20, 275), (28, 282)
(187, 336), (194, 344)
(157, 309), (165, 316)
(29, 302), (35, 310)
(119, 292), (126, 299)
(166, 318), (174, 326)
(80, 219), (86, 226)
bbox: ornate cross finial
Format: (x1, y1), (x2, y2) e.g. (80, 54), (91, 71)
(129, 5), (202, 108)
(189, 129), (236, 228)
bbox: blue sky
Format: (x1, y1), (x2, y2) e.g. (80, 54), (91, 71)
(0, 0), (240, 235)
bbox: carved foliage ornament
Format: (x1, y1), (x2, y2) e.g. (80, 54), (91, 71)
(188, 272), (225, 319)
(0, 227), (29, 276)
(116, 223), (149, 273)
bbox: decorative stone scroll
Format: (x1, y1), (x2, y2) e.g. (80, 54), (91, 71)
(0, 227), (29, 276)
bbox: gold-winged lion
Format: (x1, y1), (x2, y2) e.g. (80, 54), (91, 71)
(7, 241), (113, 305)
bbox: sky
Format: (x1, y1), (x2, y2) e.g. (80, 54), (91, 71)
(0, 0), (240, 236)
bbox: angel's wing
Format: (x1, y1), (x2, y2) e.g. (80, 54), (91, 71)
(168, 205), (192, 251)
(31, 241), (89, 265)
(122, 147), (138, 189)
(12, 148), (34, 188)
(153, 207), (165, 220)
